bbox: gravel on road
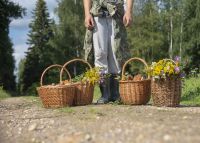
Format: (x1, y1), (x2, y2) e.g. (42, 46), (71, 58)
(0, 97), (200, 143)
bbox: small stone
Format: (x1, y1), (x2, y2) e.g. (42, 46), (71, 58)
(6, 131), (10, 134)
(28, 123), (37, 131)
(8, 133), (12, 137)
(24, 110), (29, 114)
(38, 125), (45, 130)
(183, 116), (188, 119)
(18, 127), (22, 134)
(96, 116), (100, 120)
(31, 138), (36, 142)
(136, 134), (144, 141)
(50, 120), (55, 124)
(116, 128), (122, 133)
(163, 134), (172, 141)
(85, 134), (92, 141)
(6, 131), (12, 137)
(148, 113), (153, 116)
(172, 126), (178, 130)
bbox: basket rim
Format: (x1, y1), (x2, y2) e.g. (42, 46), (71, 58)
(72, 81), (94, 85)
(37, 83), (77, 89)
(37, 81), (95, 90)
(119, 79), (151, 83)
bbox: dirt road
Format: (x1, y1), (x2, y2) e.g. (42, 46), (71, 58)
(0, 97), (200, 143)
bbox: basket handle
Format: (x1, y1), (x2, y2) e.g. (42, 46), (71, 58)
(60, 58), (92, 83)
(121, 57), (149, 80)
(40, 64), (71, 86)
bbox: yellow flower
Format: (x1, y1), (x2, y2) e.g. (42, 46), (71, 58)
(82, 67), (100, 85)
(149, 59), (181, 78)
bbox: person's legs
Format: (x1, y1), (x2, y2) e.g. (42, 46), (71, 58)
(93, 17), (109, 72)
(107, 17), (121, 102)
(107, 17), (121, 74)
(93, 17), (110, 104)
(109, 74), (120, 102)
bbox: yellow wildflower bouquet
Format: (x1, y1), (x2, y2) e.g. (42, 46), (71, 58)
(82, 68), (100, 85)
(82, 67), (110, 85)
(149, 57), (184, 79)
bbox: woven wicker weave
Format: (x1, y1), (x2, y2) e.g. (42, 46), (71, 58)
(151, 78), (182, 107)
(151, 59), (182, 107)
(60, 59), (94, 106)
(119, 58), (151, 105)
(37, 64), (75, 108)
(72, 82), (94, 105)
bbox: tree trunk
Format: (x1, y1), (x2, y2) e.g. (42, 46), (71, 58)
(179, 22), (183, 61)
(169, 1), (173, 59)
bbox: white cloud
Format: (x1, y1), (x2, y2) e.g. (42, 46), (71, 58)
(10, 18), (31, 29)
(11, 0), (36, 10)
(10, 0), (58, 29)
(13, 44), (27, 66)
(13, 53), (25, 65)
(14, 44), (27, 54)
(11, 0), (58, 12)
(10, 0), (58, 69)
(50, 11), (56, 19)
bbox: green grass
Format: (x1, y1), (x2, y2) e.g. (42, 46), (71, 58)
(93, 85), (101, 101)
(58, 107), (75, 113)
(181, 75), (200, 106)
(0, 87), (11, 100)
(23, 95), (42, 106)
(1, 76), (200, 107)
(89, 108), (99, 114)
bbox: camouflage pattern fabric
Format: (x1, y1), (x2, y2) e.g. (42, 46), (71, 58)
(84, 0), (130, 66)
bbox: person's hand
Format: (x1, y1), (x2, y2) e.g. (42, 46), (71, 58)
(85, 14), (94, 30)
(123, 11), (132, 27)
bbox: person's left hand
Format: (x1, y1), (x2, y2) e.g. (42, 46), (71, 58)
(123, 12), (132, 27)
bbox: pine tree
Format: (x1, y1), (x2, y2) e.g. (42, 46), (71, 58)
(0, 0), (25, 91)
(22, 0), (53, 92)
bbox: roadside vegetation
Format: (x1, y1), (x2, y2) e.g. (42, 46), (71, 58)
(181, 74), (200, 106)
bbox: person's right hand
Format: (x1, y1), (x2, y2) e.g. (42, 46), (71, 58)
(85, 14), (94, 30)
(123, 11), (132, 27)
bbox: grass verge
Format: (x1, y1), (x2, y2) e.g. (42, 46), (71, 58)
(1, 76), (200, 107)
(0, 87), (11, 100)
(23, 95), (42, 106)
(181, 75), (200, 106)
(93, 85), (101, 101)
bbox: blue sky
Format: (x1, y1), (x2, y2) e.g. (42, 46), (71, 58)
(9, 0), (58, 68)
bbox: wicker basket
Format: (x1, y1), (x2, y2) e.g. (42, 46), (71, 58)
(151, 59), (182, 107)
(119, 58), (151, 105)
(60, 59), (94, 106)
(37, 64), (75, 108)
